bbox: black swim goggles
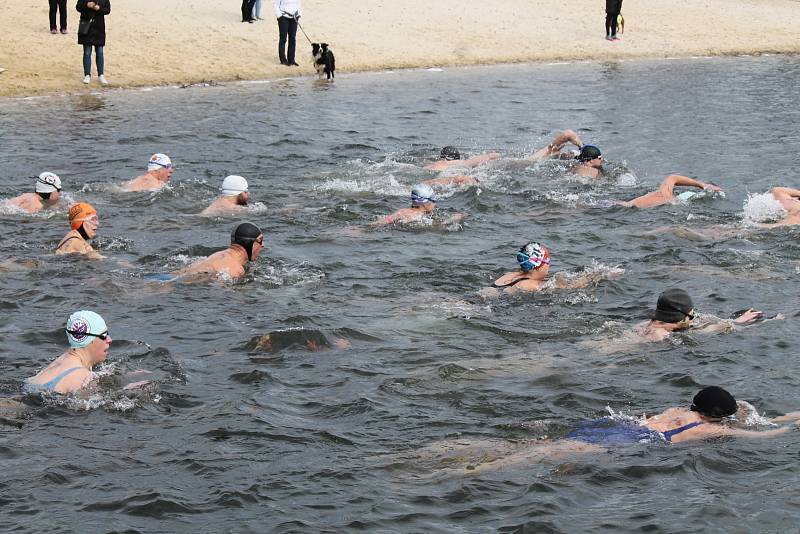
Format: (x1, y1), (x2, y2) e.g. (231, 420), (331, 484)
(67, 329), (110, 340)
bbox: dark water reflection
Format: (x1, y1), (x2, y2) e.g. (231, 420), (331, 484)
(1, 56), (800, 532)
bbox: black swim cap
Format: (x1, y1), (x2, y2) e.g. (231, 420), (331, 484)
(577, 145), (602, 162)
(690, 386), (737, 418)
(231, 222), (262, 261)
(653, 288), (694, 323)
(440, 146), (461, 160)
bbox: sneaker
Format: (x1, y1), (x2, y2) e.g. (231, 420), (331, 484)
(289, 62), (299, 66)
(605, 35), (613, 40)
(612, 35), (622, 41)
(60, 29), (68, 34)
(82, 75), (91, 84)
(98, 75), (108, 85)
(50, 29), (58, 34)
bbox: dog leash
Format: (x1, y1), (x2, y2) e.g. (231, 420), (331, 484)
(282, 10), (313, 44)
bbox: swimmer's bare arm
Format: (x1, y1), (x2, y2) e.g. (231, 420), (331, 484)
(770, 411), (800, 423)
(528, 129), (582, 161)
(422, 175), (479, 187)
(771, 187), (800, 201)
(463, 153), (501, 167)
(661, 175), (722, 195)
(715, 426), (794, 439)
(694, 309), (765, 333)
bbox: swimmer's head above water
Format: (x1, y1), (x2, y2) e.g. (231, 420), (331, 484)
(411, 183), (437, 208)
(221, 175), (250, 205)
(147, 153), (174, 181)
(577, 144), (603, 163)
(35, 172), (62, 201)
(66, 310), (108, 349)
(231, 221), (263, 261)
(440, 146), (461, 161)
(68, 202), (99, 239)
(653, 288), (694, 324)
(517, 242), (551, 272)
(690, 386), (738, 419)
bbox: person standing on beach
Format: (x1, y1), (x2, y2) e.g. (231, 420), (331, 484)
(76, 0), (110, 85)
(49, 0), (69, 34)
(605, 0), (623, 41)
(241, 0), (256, 22)
(273, 0), (302, 66)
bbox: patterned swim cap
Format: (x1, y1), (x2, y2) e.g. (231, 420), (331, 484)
(411, 184), (436, 206)
(36, 172), (62, 193)
(66, 310), (107, 349)
(147, 153), (172, 171)
(517, 242), (551, 272)
(68, 202), (97, 230)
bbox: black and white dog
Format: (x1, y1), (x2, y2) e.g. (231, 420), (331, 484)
(311, 42), (335, 80)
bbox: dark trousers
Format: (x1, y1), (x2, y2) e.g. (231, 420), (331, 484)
(605, 13), (619, 36)
(277, 16), (298, 64)
(241, 0), (255, 21)
(49, 0), (68, 31)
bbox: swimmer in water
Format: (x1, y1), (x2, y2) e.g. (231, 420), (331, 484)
(490, 242), (621, 293)
(4, 172), (63, 213)
(119, 153), (174, 192)
(174, 221), (264, 279)
(424, 146), (501, 172)
(636, 288), (767, 342)
(370, 183), (464, 227)
(757, 187), (800, 227)
(201, 175), (250, 216)
(527, 130), (603, 179)
(24, 310), (112, 394)
(618, 174), (722, 208)
(55, 202), (104, 259)
(416, 386), (800, 475)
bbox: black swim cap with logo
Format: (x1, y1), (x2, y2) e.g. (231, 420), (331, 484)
(653, 288), (694, 323)
(690, 386), (737, 418)
(440, 146), (461, 160)
(577, 145), (602, 162)
(231, 222), (262, 261)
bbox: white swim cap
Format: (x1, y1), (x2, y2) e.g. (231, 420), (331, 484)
(411, 183), (436, 206)
(66, 310), (108, 349)
(147, 153), (172, 171)
(35, 172), (62, 193)
(221, 175), (248, 196)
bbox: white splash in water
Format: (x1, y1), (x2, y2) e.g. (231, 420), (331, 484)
(742, 192), (786, 224)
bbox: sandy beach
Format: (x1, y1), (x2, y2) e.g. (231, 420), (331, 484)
(2, 0), (800, 98)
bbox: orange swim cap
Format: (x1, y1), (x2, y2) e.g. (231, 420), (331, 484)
(69, 202), (97, 230)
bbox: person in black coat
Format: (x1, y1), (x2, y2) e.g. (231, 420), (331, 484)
(76, 0), (110, 84)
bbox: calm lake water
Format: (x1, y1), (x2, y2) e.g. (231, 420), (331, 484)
(1, 56), (800, 533)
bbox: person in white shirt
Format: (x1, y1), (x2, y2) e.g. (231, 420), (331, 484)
(273, 0), (302, 66)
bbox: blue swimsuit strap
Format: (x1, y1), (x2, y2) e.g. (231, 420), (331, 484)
(662, 421), (703, 441)
(37, 367), (84, 391)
